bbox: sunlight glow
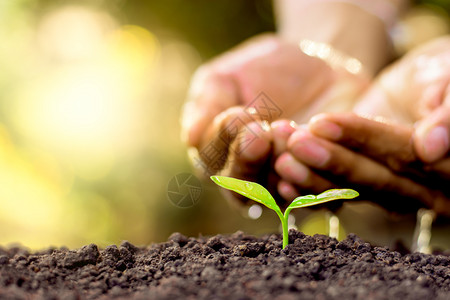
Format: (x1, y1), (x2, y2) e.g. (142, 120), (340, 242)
(0, 2), (199, 249)
(37, 5), (116, 60)
(14, 13), (160, 180)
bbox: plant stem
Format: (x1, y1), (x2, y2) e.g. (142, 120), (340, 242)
(281, 217), (289, 249)
(275, 210), (288, 249)
(281, 208), (293, 249)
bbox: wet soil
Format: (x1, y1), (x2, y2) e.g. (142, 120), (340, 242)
(0, 230), (449, 299)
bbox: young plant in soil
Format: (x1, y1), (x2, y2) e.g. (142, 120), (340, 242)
(211, 176), (359, 249)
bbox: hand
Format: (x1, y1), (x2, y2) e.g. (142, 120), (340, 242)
(308, 113), (450, 216)
(353, 36), (450, 163)
(275, 112), (450, 215)
(276, 37), (450, 215)
(219, 119), (296, 208)
(182, 34), (368, 180)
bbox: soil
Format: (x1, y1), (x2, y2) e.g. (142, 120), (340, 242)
(0, 230), (449, 300)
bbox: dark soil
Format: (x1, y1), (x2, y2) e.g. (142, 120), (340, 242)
(0, 230), (449, 300)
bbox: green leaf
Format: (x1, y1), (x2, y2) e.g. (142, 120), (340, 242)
(210, 176), (281, 213)
(287, 194), (317, 209)
(317, 189), (359, 201)
(288, 189), (358, 209)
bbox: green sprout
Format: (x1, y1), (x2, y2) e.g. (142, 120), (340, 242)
(210, 176), (359, 249)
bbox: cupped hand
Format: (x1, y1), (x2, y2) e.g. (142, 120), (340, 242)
(353, 36), (450, 163)
(277, 37), (450, 215)
(181, 34), (368, 189)
(308, 113), (450, 215)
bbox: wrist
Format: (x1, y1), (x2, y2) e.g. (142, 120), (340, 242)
(276, 1), (402, 75)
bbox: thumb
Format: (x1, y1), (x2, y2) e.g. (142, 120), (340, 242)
(181, 67), (238, 148)
(414, 97), (450, 163)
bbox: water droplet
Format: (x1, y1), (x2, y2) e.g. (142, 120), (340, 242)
(245, 183), (253, 191)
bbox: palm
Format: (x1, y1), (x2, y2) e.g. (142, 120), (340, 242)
(206, 34), (368, 123)
(354, 37), (450, 125)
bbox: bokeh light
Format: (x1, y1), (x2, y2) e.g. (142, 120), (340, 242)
(0, 2), (200, 248)
(0, 0), (277, 250)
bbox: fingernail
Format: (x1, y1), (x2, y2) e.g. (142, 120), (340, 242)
(290, 134), (330, 167)
(310, 118), (342, 141)
(423, 125), (449, 161)
(271, 120), (296, 134)
(275, 153), (309, 183)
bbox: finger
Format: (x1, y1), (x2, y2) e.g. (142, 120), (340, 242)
(181, 68), (239, 148)
(426, 158), (450, 180)
(413, 75), (450, 163)
(274, 153), (346, 211)
(274, 152), (334, 194)
(224, 119), (297, 207)
(228, 121), (272, 175)
(414, 103), (450, 163)
(194, 106), (262, 175)
(271, 119), (297, 156)
(277, 180), (299, 202)
(308, 112), (421, 173)
(221, 121), (273, 205)
(287, 127), (444, 213)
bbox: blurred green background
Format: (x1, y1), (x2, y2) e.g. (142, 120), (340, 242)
(0, 0), (448, 250)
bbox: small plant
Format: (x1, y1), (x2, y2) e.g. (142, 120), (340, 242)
(210, 176), (359, 249)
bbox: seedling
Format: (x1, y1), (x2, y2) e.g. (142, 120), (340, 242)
(210, 176), (359, 249)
